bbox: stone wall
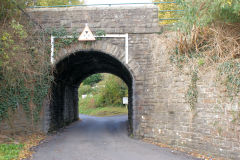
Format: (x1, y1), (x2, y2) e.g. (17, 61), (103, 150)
(137, 32), (240, 160)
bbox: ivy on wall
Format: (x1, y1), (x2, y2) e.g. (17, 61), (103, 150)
(218, 61), (240, 100)
(0, 1), (53, 132)
(185, 69), (199, 111)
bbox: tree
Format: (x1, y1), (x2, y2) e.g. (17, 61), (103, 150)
(83, 74), (103, 86)
(0, 0), (27, 20)
(96, 74), (128, 107)
(153, 0), (180, 25)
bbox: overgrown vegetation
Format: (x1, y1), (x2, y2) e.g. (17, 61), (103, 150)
(0, 1), (53, 132)
(218, 61), (240, 100)
(79, 74), (128, 116)
(45, 26), (79, 60)
(185, 69), (199, 110)
(176, 0), (240, 31)
(82, 74), (103, 86)
(168, 0), (240, 113)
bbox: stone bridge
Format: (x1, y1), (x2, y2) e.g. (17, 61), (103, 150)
(28, 5), (160, 134)
(27, 5), (240, 159)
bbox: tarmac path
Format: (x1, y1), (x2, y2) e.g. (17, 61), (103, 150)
(32, 115), (200, 160)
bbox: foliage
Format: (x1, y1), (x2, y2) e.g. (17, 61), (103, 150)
(185, 69), (199, 110)
(95, 30), (106, 40)
(0, 0), (32, 20)
(78, 74), (128, 111)
(175, 0), (240, 32)
(0, 144), (23, 160)
(173, 0), (240, 63)
(174, 0), (240, 60)
(96, 74), (128, 107)
(169, 0), (240, 111)
(95, 30), (106, 36)
(82, 74), (103, 86)
(153, 0), (181, 24)
(31, 0), (84, 6)
(0, 0), (53, 130)
(78, 85), (94, 95)
(169, 47), (187, 69)
(45, 27), (79, 58)
(45, 28), (106, 59)
(218, 61), (240, 100)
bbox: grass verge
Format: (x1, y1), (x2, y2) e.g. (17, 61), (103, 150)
(79, 106), (128, 117)
(0, 133), (45, 160)
(0, 144), (23, 160)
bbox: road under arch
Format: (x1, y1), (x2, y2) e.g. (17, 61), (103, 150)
(49, 51), (134, 133)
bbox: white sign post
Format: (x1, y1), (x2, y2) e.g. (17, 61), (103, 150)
(123, 97), (128, 108)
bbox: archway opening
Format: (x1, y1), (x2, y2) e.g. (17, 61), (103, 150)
(49, 51), (133, 134)
(78, 73), (129, 117)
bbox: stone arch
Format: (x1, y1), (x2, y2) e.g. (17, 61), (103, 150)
(47, 41), (142, 134)
(55, 40), (143, 81)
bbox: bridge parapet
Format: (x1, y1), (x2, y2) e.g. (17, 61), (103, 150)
(27, 5), (160, 34)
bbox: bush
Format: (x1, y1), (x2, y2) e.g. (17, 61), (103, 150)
(78, 74), (128, 110)
(96, 74), (128, 107)
(176, 0), (240, 32)
(94, 94), (105, 108)
(174, 0), (240, 60)
(82, 74), (103, 86)
(78, 85), (94, 96)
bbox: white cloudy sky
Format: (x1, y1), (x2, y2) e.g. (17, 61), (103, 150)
(85, 0), (152, 4)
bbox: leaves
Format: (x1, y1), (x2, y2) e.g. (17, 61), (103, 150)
(153, 0), (181, 24)
(34, 0), (84, 6)
(11, 19), (28, 39)
(79, 74), (128, 109)
(218, 61), (240, 98)
(175, 0), (240, 32)
(18, 134), (46, 160)
(83, 74), (103, 86)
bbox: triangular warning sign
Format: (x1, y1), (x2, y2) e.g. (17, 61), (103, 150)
(78, 24), (96, 41)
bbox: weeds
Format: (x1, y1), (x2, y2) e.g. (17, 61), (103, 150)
(168, 0), (240, 112)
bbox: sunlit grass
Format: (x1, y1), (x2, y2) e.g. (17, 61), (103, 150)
(79, 105), (128, 117)
(0, 144), (23, 160)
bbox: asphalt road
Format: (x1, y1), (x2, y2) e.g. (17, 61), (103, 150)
(32, 115), (200, 160)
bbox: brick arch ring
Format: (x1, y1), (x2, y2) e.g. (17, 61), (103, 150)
(54, 40), (143, 81)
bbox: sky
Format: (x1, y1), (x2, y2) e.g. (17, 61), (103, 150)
(85, 0), (152, 5)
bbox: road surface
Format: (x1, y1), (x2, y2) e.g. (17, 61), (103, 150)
(32, 115), (200, 160)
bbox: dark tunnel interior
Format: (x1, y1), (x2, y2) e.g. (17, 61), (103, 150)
(49, 51), (133, 133)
